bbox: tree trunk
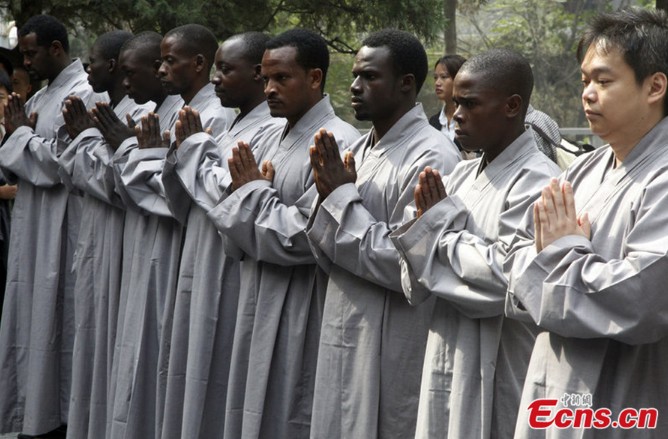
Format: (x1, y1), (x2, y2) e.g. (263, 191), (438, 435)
(444, 0), (458, 54)
(658, 0), (668, 11)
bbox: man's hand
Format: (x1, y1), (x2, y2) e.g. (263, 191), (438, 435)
(414, 166), (447, 217)
(62, 96), (95, 139)
(136, 112), (170, 150)
(174, 106), (212, 148)
(91, 102), (136, 151)
(228, 141), (273, 191)
(534, 178), (590, 252)
(4, 93), (36, 135)
(309, 128), (356, 199)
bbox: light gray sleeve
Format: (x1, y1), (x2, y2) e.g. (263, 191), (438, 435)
(207, 179), (317, 266)
(392, 171), (543, 318)
(165, 132), (231, 212)
(119, 146), (173, 217)
(0, 124), (70, 187)
(506, 173), (668, 345)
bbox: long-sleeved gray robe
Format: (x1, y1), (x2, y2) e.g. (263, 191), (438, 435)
(105, 93), (182, 439)
(0, 59), (108, 435)
(506, 117), (668, 438)
(58, 95), (153, 439)
(305, 104), (460, 439)
(109, 85), (233, 438)
(391, 130), (560, 439)
(207, 95), (360, 439)
(158, 101), (284, 439)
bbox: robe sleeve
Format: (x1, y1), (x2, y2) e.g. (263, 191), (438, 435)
(505, 172), (668, 345)
(0, 124), (70, 187)
(120, 147), (174, 218)
(207, 179), (317, 266)
(58, 127), (125, 207)
(391, 169), (545, 317)
(164, 132), (231, 213)
(306, 150), (444, 293)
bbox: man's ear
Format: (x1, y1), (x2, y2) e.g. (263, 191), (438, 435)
(400, 74), (416, 93)
(194, 54), (207, 73)
(49, 40), (64, 57)
(646, 71), (667, 107)
(308, 68), (323, 91)
(108, 58), (117, 73)
(505, 94), (523, 118)
(253, 63), (262, 81)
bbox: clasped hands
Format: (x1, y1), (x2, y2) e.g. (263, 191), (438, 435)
(309, 128), (356, 199)
(4, 92), (37, 136)
(534, 178), (590, 252)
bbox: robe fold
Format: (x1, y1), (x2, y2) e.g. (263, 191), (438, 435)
(208, 95), (360, 439)
(391, 130), (560, 439)
(109, 85), (232, 438)
(0, 59), (107, 435)
(58, 95), (152, 439)
(305, 104), (460, 439)
(158, 101), (283, 438)
(506, 116), (668, 438)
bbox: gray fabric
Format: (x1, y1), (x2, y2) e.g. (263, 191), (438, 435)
(157, 102), (283, 439)
(109, 86), (231, 438)
(391, 130), (560, 439)
(506, 116), (668, 438)
(59, 96), (152, 439)
(525, 105), (560, 163)
(105, 94), (183, 439)
(207, 95), (360, 439)
(305, 104), (460, 439)
(0, 59), (108, 435)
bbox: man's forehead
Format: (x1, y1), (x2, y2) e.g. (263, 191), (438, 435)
(18, 33), (39, 50)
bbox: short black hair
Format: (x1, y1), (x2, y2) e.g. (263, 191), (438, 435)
(460, 48), (534, 117)
(266, 29), (329, 91)
(164, 24), (218, 68)
(231, 31), (270, 65)
(19, 15), (69, 53)
(435, 54), (467, 79)
(577, 7), (668, 114)
(120, 31), (163, 64)
(95, 30), (134, 61)
(362, 29), (428, 93)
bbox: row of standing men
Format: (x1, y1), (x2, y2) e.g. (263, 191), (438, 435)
(1, 6), (668, 439)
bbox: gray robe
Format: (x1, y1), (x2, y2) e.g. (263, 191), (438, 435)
(105, 94), (183, 439)
(158, 101), (283, 439)
(0, 59), (107, 435)
(305, 104), (460, 439)
(391, 131), (560, 439)
(58, 95), (152, 439)
(506, 117), (668, 438)
(110, 85), (232, 438)
(207, 96), (360, 439)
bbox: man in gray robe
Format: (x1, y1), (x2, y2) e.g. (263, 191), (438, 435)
(0, 15), (107, 437)
(158, 31), (284, 439)
(505, 8), (668, 438)
(108, 24), (233, 439)
(207, 29), (360, 439)
(306, 30), (460, 439)
(390, 50), (560, 439)
(58, 30), (153, 439)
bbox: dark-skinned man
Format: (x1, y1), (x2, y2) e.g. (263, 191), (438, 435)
(158, 31), (284, 439)
(389, 49), (560, 439)
(207, 29), (360, 439)
(58, 30), (154, 439)
(0, 15), (107, 438)
(108, 24), (233, 439)
(306, 29), (460, 439)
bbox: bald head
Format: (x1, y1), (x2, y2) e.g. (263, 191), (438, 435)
(459, 49), (533, 117)
(120, 31), (163, 64)
(228, 31), (270, 65)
